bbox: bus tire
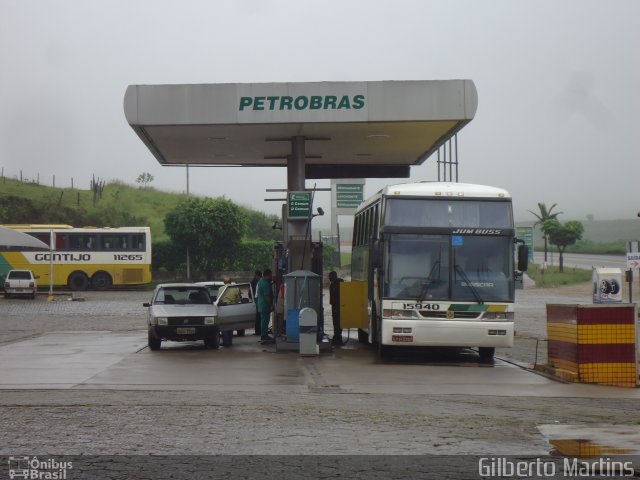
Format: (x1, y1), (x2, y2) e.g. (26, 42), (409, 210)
(357, 329), (369, 344)
(148, 329), (161, 351)
(378, 342), (391, 359)
(92, 272), (112, 291)
(370, 302), (379, 346)
(479, 347), (495, 362)
(68, 272), (89, 291)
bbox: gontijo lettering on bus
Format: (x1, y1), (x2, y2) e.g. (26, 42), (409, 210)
(239, 94), (366, 111)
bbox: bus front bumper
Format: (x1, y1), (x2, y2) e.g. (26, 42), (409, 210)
(381, 319), (514, 348)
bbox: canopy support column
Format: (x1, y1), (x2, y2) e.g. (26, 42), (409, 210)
(286, 136), (312, 271)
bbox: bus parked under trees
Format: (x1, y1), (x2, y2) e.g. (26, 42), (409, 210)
(0, 224), (152, 291)
(351, 182), (528, 360)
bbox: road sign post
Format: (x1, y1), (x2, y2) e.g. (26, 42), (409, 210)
(335, 183), (364, 209)
(288, 191), (312, 220)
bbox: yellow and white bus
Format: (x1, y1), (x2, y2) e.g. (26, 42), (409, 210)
(351, 182), (528, 360)
(0, 224), (152, 290)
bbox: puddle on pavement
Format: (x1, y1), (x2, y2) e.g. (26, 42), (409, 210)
(538, 424), (640, 456)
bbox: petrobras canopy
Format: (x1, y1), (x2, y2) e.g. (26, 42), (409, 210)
(124, 80), (478, 177)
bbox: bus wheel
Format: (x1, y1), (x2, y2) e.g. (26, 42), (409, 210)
(378, 342), (391, 360)
(68, 272), (89, 291)
(479, 347), (495, 362)
(92, 272), (112, 291)
(357, 329), (369, 344)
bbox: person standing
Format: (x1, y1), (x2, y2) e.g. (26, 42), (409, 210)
(257, 269), (274, 344)
(274, 280), (285, 337)
(219, 277), (240, 346)
(329, 270), (344, 346)
(250, 269), (262, 335)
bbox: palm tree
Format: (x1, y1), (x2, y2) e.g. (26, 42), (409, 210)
(528, 203), (563, 262)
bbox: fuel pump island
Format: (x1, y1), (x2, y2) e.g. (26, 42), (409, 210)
(124, 80), (478, 354)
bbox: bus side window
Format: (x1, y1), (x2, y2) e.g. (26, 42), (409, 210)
(131, 234), (144, 251)
(28, 233), (51, 247)
(56, 234), (67, 250)
(68, 235), (82, 250)
(85, 236), (97, 249)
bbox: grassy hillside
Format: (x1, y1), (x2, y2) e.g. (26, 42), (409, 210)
(0, 177), (191, 241)
(3, 176), (639, 248)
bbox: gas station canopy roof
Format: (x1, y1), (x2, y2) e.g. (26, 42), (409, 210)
(124, 80), (477, 178)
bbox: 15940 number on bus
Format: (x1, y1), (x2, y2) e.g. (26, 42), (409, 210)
(403, 303), (440, 310)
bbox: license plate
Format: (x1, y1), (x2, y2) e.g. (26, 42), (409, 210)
(392, 335), (413, 342)
(176, 327), (196, 335)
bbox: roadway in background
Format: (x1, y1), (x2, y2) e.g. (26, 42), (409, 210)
(533, 252), (629, 270)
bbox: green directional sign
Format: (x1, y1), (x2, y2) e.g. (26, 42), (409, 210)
(336, 184), (364, 209)
(288, 191), (312, 219)
(516, 226), (534, 261)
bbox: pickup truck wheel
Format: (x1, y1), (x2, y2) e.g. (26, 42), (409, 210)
(204, 328), (220, 349)
(148, 330), (161, 351)
(479, 347), (495, 363)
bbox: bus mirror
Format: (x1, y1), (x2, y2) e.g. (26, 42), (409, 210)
(517, 245), (529, 272)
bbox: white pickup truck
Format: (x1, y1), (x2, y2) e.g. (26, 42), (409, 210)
(3, 269), (37, 299)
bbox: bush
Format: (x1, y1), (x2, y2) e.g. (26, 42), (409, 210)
(227, 240), (274, 271)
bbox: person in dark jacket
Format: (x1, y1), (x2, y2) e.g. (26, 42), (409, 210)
(329, 271), (344, 346)
(250, 270), (262, 335)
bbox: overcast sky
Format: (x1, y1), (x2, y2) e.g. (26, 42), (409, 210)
(1, 0), (638, 228)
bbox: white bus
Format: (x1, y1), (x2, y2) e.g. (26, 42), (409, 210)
(0, 224), (152, 290)
(351, 182), (528, 360)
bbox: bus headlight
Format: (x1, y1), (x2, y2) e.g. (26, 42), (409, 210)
(383, 309), (420, 319)
(156, 317), (168, 325)
(204, 316), (216, 325)
(482, 312), (513, 321)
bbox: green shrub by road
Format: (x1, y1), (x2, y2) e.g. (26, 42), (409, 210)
(526, 263), (592, 287)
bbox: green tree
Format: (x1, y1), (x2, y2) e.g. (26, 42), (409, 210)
(528, 202), (563, 262)
(152, 238), (186, 278)
(136, 172), (154, 188)
(164, 198), (246, 278)
(241, 208), (282, 241)
(226, 240), (274, 271)
(544, 219), (584, 272)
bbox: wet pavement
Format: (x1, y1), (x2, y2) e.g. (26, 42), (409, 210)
(1, 285), (639, 463)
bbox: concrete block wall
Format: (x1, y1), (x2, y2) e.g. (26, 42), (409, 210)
(547, 304), (638, 388)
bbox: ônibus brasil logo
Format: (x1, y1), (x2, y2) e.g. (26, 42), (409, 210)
(7, 456), (73, 479)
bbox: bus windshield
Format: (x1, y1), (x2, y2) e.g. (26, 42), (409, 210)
(385, 198), (513, 228)
(384, 234), (514, 302)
